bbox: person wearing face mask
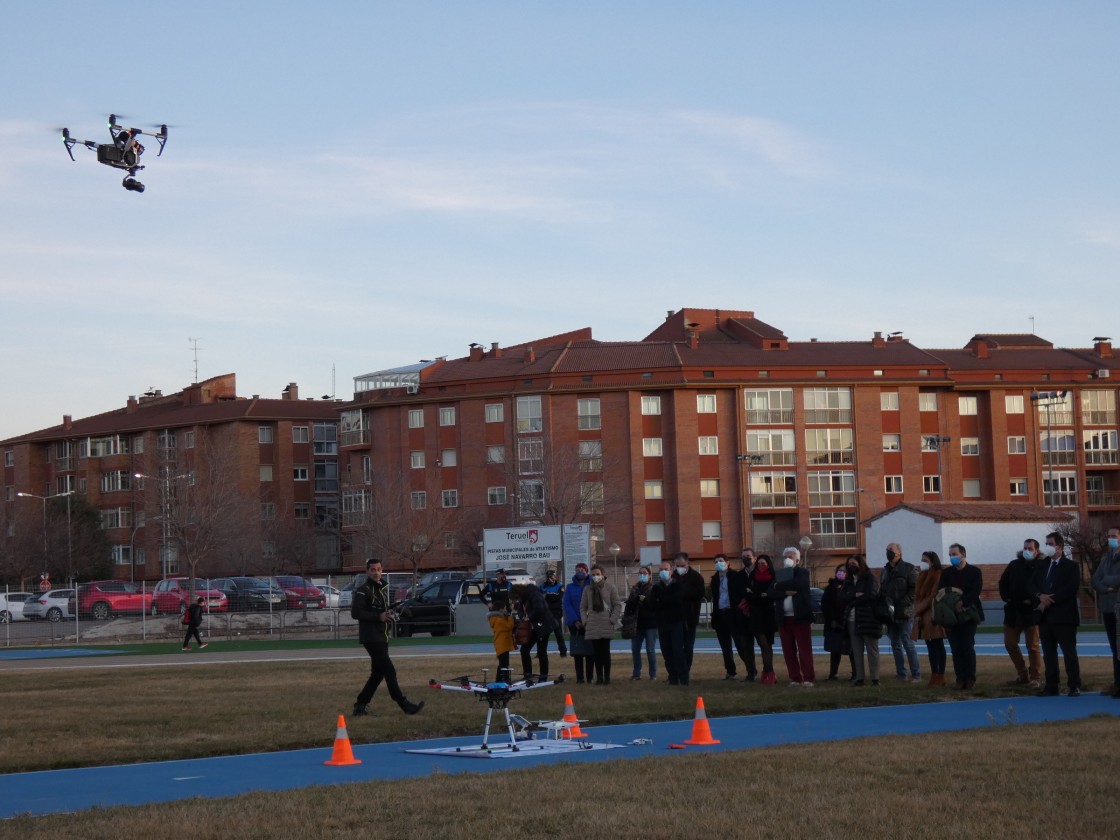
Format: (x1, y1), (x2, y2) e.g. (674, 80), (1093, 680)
(998, 539), (1043, 688)
(821, 563), (855, 681)
(937, 543), (984, 689)
(912, 551), (948, 686)
(774, 546), (816, 687)
(880, 542), (921, 683)
(563, 563), (594, 684)
(539, 568), (568, 659)
(1089, 526), (1120, 698)
(745, 555), (778, 684)
(1033, 532), (1081, 697)
(673, 552), (706, 677)
(710, 553), (755, 681)
(580, 565), (621, 685)
(512, 583), (555, 680)
(624, 565), (658, 680)
(649, 559), (689, 685)
(840, 553), (882, 686)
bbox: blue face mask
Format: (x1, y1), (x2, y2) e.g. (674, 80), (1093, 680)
(949, 555), (962, 567)
(575, 571), (586, 581)
(638, 574), (650, 584)
(1109, 538), (1119, 550)
(659, 569), (671, 582)
(1022, 550), (1035, 561)
(715, 561), (727, 572)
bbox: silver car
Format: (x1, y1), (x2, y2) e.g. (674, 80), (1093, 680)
(0, 592), (35, 623)
(23, 589), (74, 622)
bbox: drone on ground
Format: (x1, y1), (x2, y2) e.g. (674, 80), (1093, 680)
(429, 670), (569, 752)
(60, 114), (169, 192)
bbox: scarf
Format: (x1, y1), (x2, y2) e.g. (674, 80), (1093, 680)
(591, 580), (605, 612)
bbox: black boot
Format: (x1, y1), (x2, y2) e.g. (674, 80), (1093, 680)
(352, 703), (369, 717)
(399, 698), (425, 715)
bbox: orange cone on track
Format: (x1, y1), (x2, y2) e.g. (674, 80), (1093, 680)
(683, 697), (720, 745)
(559, 693), (588, 739)
(324, 714), (362, 766)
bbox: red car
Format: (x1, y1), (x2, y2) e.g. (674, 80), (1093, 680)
(263, 576), (326, 609)
(150, 578), (228, 615)
(76, 580), (153, 620)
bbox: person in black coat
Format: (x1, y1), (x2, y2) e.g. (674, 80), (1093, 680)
(840, 554), (882, 686)
(512, 583), (555, 680)
(649, 559), (689, 685)
(351, 558), (424, 716)
(181, 596), (206, 651)
(710, 553), (755, 680)
(821, 564), (854, 681)
(745, 555), (778, 684)
(624, 566), (658, 680)
(938, 543), (984, 690)
(673, 552), (706, 676)
(1034, 532), (1081, 696)
(998, 540), (1042, 686)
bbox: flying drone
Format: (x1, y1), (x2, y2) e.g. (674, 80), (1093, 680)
(428, 670), (573, 753)
(60, 114), (169, 192)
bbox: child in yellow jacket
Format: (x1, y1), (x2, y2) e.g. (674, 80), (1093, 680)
(488, 606), (516, 679)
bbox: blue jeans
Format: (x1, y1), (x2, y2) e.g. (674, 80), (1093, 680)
(631, 628), (657, 678)
(886, 617), (921, 677)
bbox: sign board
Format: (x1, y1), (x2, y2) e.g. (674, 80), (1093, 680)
(562, 523), (591, 571)
(483, 526), (563, 576)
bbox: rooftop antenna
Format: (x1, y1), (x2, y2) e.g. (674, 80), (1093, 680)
(189, 337), (200, 383)
(322, 363), (336, 400)
(1029, 316), (1035, 335)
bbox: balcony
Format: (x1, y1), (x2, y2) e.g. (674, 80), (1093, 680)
(804, 409), (852, 424)
(1036, 410), (1074, 426)
(1088, 490), (1120, 507)
(745, 409), (794, 425)
(808, 492), (857, 508)
(1084, 410), (1118, 426)
(754, 451), (797, 466)
(1085, 450), (1120, 466)
(1041, 451), (1077, 466)
(806, 450), (854, 466)
(340, 429), (371, 447)
(1042, 491), (1078, 507)
(55, 457), (73, 471)
(341, 510), (368, 528)
(752, 493), (798, 509)
(809, 533), (859, 550)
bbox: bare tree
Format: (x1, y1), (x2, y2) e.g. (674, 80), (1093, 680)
(502, 437), (629, 526)
(0, 494), (108, 586)
(1053, 519), (1108, 593)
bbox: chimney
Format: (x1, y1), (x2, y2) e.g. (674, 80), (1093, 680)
(687, 330), (699, 349)
(968, 337), (989, 358)
(525, 346), (536, 363)
(469, 344), (484, 362)
(282, 382), (299, 401)
(872, 331), (885, 348)
(126, 396), (138, 413)
(490, 342), (502, 359)
(1095, 340), (1113, 359)
(63, 414), (72, 430)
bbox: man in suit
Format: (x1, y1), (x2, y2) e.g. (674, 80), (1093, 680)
(1035, 532), (1081, 697)
(710, 553), (755, 681)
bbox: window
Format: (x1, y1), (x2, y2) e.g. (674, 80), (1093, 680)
(516, 396), (542, 433)
(260, 503), (276, 520)
(961, 437), (979, 456)
(1043, 471), (1077, 507)
(745, 429), (796, 465)
(745, 389), (794, 424)
(1084, 430), (1120, 464)
(641, 395), (662, 415)
(294, 503), (311, 519)
(963, 479), (981, 498)
(702, 521), (722, 540)
(361, 455), (371, 485)
(646, 523), (666, 542)
(1008, 436), (1027, 454)
(644, 480), (663, 499)
(442, 489), (459, 508)
(408, 409), (424, 429)
(411, 491), (427, 510)
(882, 434), (901, 452)
(184, 431), (195, 449)
(698, 436), (719, 455)
(577, 398), (601, 430)
(518, 439), (543, 474)
(807, 471), (856, 507)
(1040, 431), (1077, 465)
(439, 406), (456, 426)
(1035, 391), (1074, 425)
(749, 472), (797, 507)
(579, 440), (603, 472)
(260, 465), (273, 482)
(440, 449), (457, 467)
(805, 428), (853, 464)
(643, 438), (663, 457)
(99, 471), (132, 493)
(293, 425), (309, 443)
(809, 512), (857, 549)
(880, 392), (899, 411)
(1083, 390), (1118, 425)
(885, 475), (903, 494)
(99, 508), (132, 529)
(803, 388), (852, 423)
(696, 394), (717, 413)
(485, 403), (504, 423)
(519, 480), (544, 519)
(410, 451), (425, 469)
(923, 475), (941, 494)
(580, 481), (605, 514)
(700, 479), (720, 497)
(340, 410), (369, 446)
(918, 393), (937, 412)
(313, 422), (337, 455)
(3, 450), (12, 467)
(56, 475), (76, 495)
(488, 486), (507, 505)
(487, 445), (506, 464)
(110, 545), (138, 566)
(958, 396), (978, 416)
(1009, 478), (1028, 497)
(133, 435), (144, 454)
(1005, 395), (1025, 414)
(258, 426), (273, 444)
(293, 465), (308, 481)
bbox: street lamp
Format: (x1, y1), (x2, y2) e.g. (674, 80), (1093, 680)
(17, 490), (74, 579)
(135, 471), (190, 577)
(798, 534), (813, 584)
(924, 436), (951, 500)
(608, 542), (622, 593)
(737, 454), (764, 547)
(1031, 391), (1069, 508)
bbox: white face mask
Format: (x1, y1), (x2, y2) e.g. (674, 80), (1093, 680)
(783, 558), (796, 569)
(919, 561), (929, 571)
(1042, 544), (1056, 558)
(591, 575), (603, 584)
(675, 566), (687, 576)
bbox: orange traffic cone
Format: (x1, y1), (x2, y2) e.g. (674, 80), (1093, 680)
(683, 697), (720, 745)
(324, 714), (362, 766)
(559, 693), (588, 739)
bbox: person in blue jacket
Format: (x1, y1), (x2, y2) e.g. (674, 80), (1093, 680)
(563, 562), (593, 683)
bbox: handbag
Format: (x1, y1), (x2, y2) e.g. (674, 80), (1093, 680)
(513, 618), (533, 646)
(620, 614), (638, 640)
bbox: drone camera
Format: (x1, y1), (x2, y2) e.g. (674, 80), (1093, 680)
(122, 178), (145, 193)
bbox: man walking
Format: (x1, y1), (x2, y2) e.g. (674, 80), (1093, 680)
(881, 542), (921, 682)
(1035, 533), (1081, 697)
(999, 538), (1042, 688)
(352, 558), (424, 717)
(1090, 525), (1120, 697)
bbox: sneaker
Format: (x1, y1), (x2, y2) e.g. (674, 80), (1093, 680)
(826, 676), (839, 682)
(400, 699), (425, 715)
(352, 704), (369, 717)
(723, 674), (737, 681)
(787, 681), (802, 688)
(199, 643), (208, 649)
(181, 647), (190, 651)
(801, 681), (814, 688)
(631, 675), (641, 681)
(1067, 688), (1081, 697)
(1028, 679), (1041, 689)
(910, 675), (922, 683)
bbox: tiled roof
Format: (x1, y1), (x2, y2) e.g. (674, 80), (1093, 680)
(932, 348), (1094, 371)
(870, 501), (1073, 524)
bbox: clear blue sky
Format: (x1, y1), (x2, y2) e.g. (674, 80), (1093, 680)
(2, 2), (1117, 440)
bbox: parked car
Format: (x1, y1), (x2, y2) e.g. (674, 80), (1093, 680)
(393, 577), (485, 637)
(338, 576), (364, 610)
(0, 592), (35, 623)
(23, 589), (75, 622)
(150, 578), (228, 616)
(316, 584), (340, 609)
(261, 576), (326, 610)
(210, 577), (286, 612)
(75, 580), (153, 620)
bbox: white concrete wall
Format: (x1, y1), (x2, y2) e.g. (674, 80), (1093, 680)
(866, 509), (944, 567)
(866, 510), (1065, 567)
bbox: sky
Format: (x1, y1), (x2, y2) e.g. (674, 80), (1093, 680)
(2, 2), (1118, 441)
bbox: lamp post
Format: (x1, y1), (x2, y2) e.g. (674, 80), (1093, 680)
(1031, 391), (1069, 508)
(17, 490), (74, 579)
(737, 454), (764, 547)
(134, 471), (190, 577)
(798, 534), (813, 585)
(924, 436), (951, 499)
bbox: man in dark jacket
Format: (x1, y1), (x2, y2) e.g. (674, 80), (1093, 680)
(181, 596), (207, 651)
(540, 568), (567, 658)
(1089, 525), (1120, 697)
(351, 558), (424, 717)
(1034, 533), (1081, 697)
(674, 552), (706, 675)
(650, 559), (689, 685)
(999, 539), (1042, 687)
(881, 542), (920, 682)
(710, 553), (755, 680)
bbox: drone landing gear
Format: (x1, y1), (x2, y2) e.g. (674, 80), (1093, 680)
(122, 176), (145, 193)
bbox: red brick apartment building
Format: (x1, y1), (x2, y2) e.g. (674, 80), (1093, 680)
(336, 308), (1119, 578)
(1, 375), (340, 582)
